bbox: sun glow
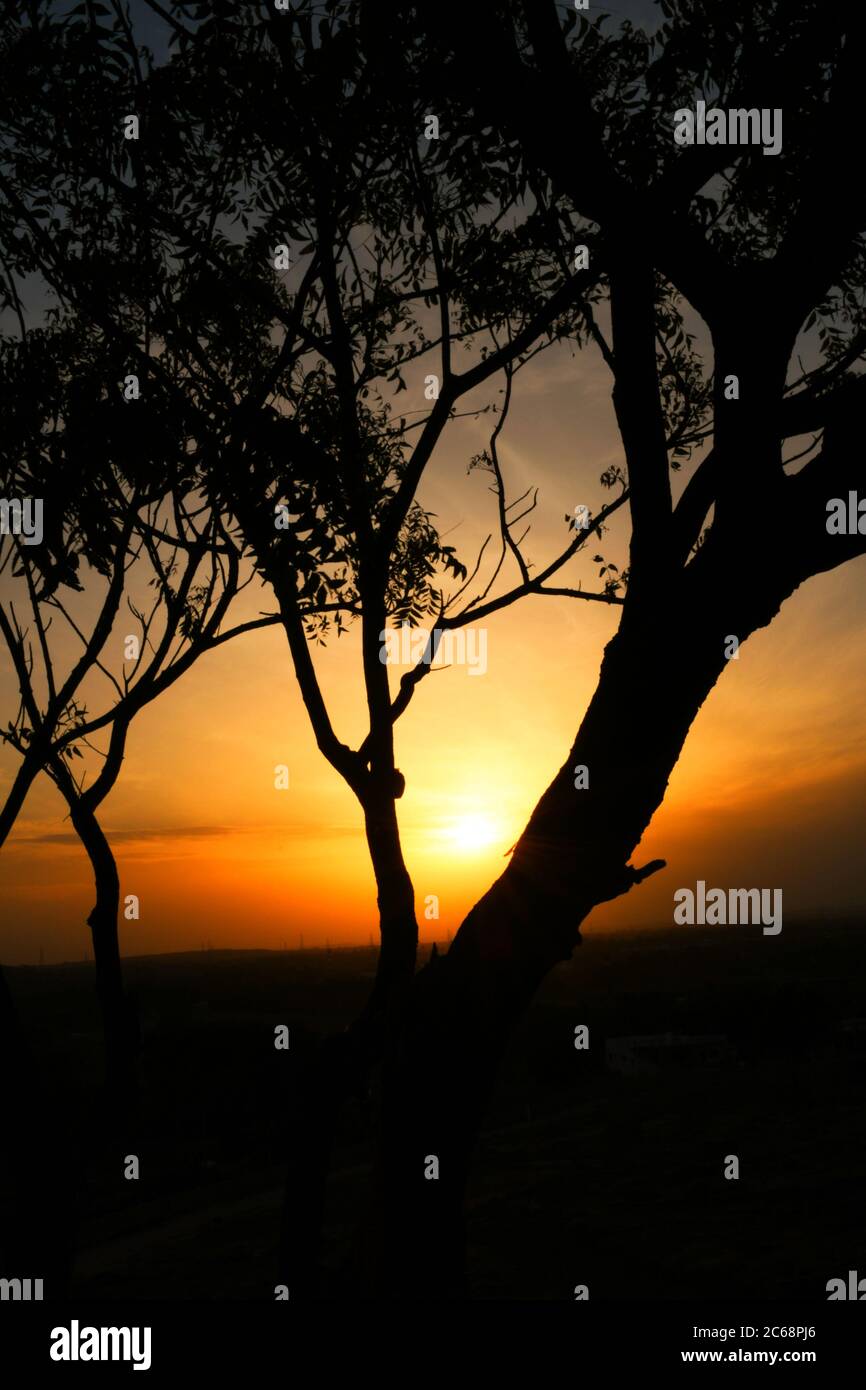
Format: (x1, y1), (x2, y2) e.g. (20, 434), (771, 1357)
(445, 812), (502, 853)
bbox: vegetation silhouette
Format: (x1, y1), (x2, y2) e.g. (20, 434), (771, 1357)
(1, 0), (865, 1299)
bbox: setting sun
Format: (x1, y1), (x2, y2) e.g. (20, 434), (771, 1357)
(445, 813), (503, 853)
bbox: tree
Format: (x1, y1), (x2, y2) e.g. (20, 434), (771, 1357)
(133, 0), (640, 1290)
(353, 0), (866, 1293)
(0, 404), (262, 1106)
(6, 0), (864, 1301)
(0, 0), (634, 1293)
(0, 308), (282, 1291)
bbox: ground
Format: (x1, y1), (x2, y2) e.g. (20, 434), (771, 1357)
(7, 919), (866, 1300)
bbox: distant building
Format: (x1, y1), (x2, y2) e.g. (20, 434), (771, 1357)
(604, 1032), (732, 1076)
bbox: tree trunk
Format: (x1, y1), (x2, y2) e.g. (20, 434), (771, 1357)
(0, 750), (44, 1036)
(277, 785), (418, 1297)
(66, 796), (139, 1116)
(371, 558), (798, 1296)
(0, 748), (43, 849)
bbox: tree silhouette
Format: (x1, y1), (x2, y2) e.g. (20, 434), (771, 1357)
(3, 0), (866, 1301)
(0, 441), (265, 1105)
(0, 313), (287, 1289)
(357, 0), (866, 1293)
(0, 0), (639, 1289)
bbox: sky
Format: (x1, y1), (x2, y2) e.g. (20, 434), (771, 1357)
(3, 319), (866, 964)
(2, 0), (866, 964)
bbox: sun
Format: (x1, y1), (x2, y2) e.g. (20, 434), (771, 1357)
(445, 812), (501, 853)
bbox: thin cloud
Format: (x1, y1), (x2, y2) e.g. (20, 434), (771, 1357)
(15, 826), (233, 845)
(13, 821), (365, 846)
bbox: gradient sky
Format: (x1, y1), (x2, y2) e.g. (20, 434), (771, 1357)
(3, 0), (866, 964)
(3, 318), (866, 964)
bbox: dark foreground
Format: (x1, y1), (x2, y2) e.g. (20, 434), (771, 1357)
(5, 920), (866, 1300)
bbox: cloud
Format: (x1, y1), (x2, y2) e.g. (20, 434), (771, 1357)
(13, 821), (364, 846)
(14, 825), (233, 845)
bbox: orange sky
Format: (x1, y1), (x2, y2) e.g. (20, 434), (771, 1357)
(3, 335), (866, 964)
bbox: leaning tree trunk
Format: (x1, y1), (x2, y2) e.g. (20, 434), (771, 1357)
(369, 554), (800, 1296)
(0, 749), (46, 1035)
